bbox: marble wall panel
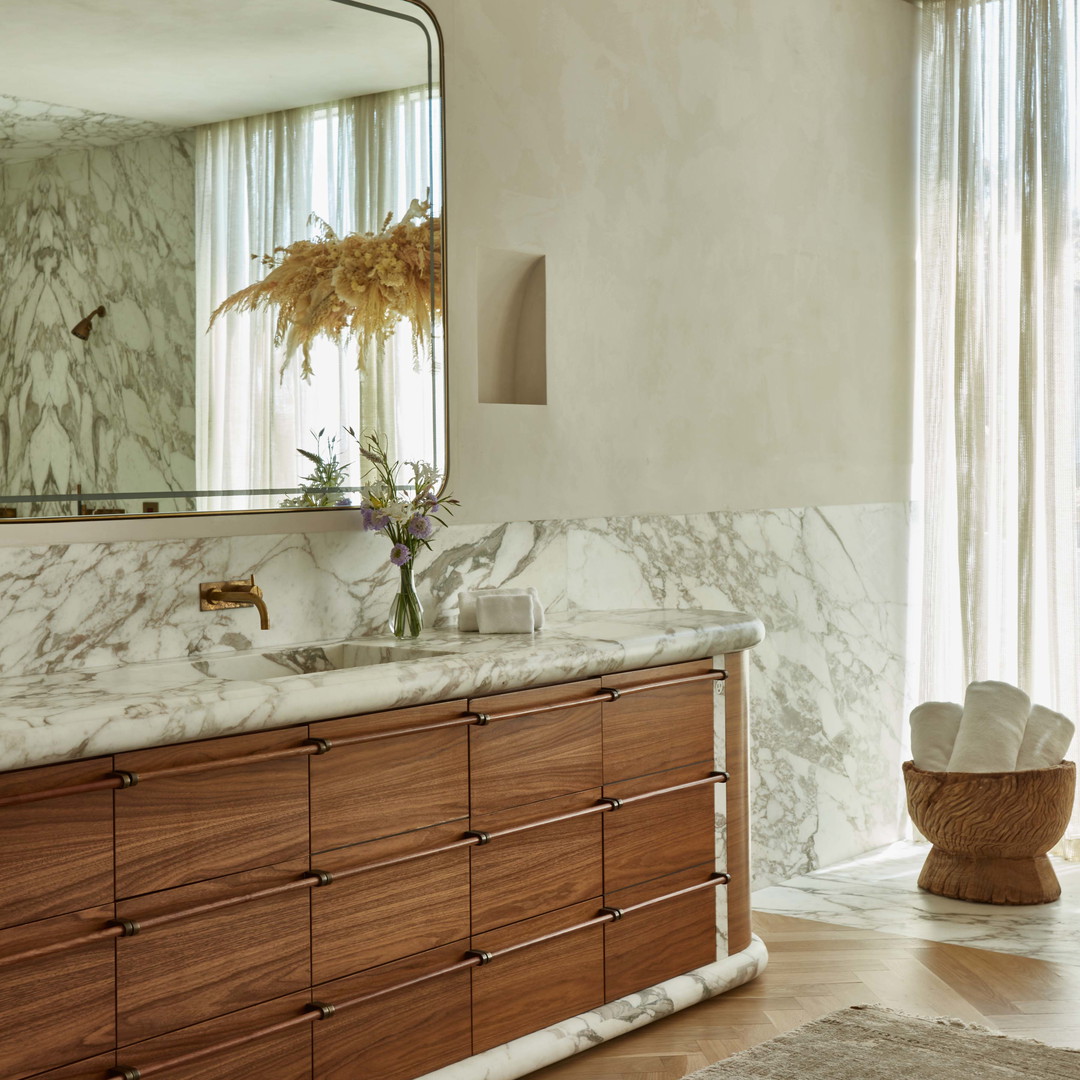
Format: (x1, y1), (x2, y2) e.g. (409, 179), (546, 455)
(0, 501), (908, 886)
(564, 503), (910, 885)
(0, 130), (196, 517)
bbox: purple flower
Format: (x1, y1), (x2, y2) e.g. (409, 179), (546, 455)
(361, 504), (390, 531)
(390, 543), (412, 566)
(335, 497), (352, 507)
(407, 513), (434, 539)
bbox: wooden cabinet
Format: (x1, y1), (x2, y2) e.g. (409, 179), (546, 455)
(601, 661), (716, 783)
(0, 654), (752, 1080)
(471, 900), (605, 1053)
(309, 701), (469, 852)
(114, 729), (310, 896)
(604, 865), (719, 999)
(469, 681), (604, 813)
(313, 942), (472, 1080)
(116, 993), (314, 1080)
(470, 789), (603, 932)
(0, 908), (115, 1080)
(310, 824), (470, 983)
(115, 861), (311, 1042)
(0, 759), (113, 930)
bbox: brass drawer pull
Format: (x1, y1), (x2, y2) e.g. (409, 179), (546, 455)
(108, 770), (140, 788)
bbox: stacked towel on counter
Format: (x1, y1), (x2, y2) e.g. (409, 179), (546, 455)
(458, 587), (545, 634)
(909, 680), (1075, 772)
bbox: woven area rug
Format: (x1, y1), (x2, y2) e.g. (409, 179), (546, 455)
(682, 1004), (1080, 1079)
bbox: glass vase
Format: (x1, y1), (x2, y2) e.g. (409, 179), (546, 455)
(388, 561), (424, 638)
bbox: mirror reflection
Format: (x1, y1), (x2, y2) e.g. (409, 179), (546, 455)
(0, 0), (444, 520)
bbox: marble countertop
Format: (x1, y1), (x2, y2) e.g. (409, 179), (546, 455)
(0, 608), (764, 773)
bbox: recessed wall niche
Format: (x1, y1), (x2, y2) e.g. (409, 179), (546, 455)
(477, 248), (547, 405)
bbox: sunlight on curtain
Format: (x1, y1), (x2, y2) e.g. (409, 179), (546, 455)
(917, 0), (1080, 854)
(194, 87), (440, 511)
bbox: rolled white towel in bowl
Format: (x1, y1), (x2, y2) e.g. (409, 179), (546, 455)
(909, 701), (963, 772)
(1016, 705), (1075, 770)
(947, 680), (1031, 772)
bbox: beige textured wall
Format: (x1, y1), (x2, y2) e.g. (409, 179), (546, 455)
(436, 0), (916, 524)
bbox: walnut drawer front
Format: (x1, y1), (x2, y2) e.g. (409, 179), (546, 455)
(0, 908), (115, 1080)
(115, 992), (314, 1080)
(603, 763), (718, 893)
(0, 758), (113, 930)
(469, 680), (603, 815)
(310, 822), (471, 983)
(601, 660), (717, 784)
(115, 860), (311, 1044)
(604, 865), (719, 1000)
(310, 701), (469, 852)
(470, 899), (605, 1053)
(313, 941), (472, 1080)
(469, 789), (604, 933)
(114, 729), (310, 896)
(31, 1055), (118, 1080)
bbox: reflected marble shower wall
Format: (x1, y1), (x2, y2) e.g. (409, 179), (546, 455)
(0, 130), (196, 517)
(0, 501), (907, 884)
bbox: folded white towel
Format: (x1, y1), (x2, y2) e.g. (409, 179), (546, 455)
(909, 701), (963, 772)
(947, 680), (1031, 772)
(458, 587), (544, 632)
(1016, 704), (1075, 770)
(476, 592), (535, 634)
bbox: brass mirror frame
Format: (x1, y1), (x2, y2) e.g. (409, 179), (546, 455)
(0, 0), (448, 526)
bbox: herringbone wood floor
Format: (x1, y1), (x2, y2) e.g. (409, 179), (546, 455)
(528, 912), (1080, 1080)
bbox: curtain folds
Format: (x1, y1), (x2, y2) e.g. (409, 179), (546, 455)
(918, 0), (1080, 853)
(194, 88), (437, 510)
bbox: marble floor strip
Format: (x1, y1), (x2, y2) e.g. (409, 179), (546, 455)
(752, 840), (1080, 967)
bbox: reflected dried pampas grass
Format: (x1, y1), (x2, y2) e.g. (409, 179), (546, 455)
(209, 198), (441, 380)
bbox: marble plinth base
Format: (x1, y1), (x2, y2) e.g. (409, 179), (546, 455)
(416, 937), (769, 1080)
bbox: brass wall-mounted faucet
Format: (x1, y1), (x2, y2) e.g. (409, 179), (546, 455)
(199, 575), (270, 630)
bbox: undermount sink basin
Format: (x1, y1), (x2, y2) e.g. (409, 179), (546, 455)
(190, 641), (452, 682)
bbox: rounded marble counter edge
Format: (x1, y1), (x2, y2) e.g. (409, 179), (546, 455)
(415, 935), (770, 1080)
(0, 609), (765, 772)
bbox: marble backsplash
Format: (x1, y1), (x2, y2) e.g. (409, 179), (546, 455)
(0, 501), (908, 885)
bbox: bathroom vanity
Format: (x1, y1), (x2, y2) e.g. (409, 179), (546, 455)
(0, 611), (767, 1080)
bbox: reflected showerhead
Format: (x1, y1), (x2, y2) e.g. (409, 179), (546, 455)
(71, 305), (106, 340)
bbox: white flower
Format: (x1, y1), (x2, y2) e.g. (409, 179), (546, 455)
(385, 500), (411, 523)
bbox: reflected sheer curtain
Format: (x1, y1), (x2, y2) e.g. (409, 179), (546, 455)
(918, 0), (1080, 853)
(195, 88), (436, 510)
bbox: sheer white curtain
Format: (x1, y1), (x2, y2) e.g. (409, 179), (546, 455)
(195, 88), (439, 510)
(918, 0), (1080, 853)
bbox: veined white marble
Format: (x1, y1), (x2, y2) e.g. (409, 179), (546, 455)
(0, 129), (196, 517)
(417, 937), (768, 1080)
(566, 504), (910, 885)
(0, 608), (763, 772)
(0, 95), (177, 164)
(753, 840), (1080, 966)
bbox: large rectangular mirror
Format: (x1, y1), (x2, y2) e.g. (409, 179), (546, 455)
(0, 0), (445, 520)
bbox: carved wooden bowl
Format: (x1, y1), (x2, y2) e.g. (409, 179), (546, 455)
(903, 760), (1076, 905)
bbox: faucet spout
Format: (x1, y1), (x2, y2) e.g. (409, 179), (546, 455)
(200, 576), (271, 630)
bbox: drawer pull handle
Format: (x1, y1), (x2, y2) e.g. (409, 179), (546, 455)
(599, 905), (624, 921)
(308, 1000), (337, 1020)
(307, 869), (335, 887)
(304, 737), (334, 755)
(111, 1068), (141, 1080)
(597, 796), (622, 811)
(108, 918), (141, 938)
(465, 948), (494, 965)
(471, 712), (491, 725)
(604, 687), (622, 702)
(108, 770), (140, 788)
(464, 829), (492, 845)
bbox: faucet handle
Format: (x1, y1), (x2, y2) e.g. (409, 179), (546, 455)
(200, 575), (270, 630)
